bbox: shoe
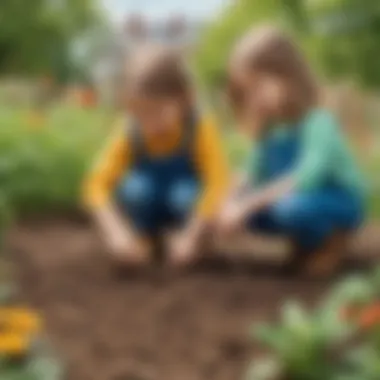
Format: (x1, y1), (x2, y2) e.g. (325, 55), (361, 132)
(303, 232), (348, 278)
(278, 240), (307, 276)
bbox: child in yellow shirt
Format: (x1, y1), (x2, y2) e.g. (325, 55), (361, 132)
(83, 46), (229, 268)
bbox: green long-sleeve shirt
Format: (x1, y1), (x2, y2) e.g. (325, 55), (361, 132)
(247, 109), (366, 196)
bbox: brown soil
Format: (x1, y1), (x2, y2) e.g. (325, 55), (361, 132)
(7, 218), (365, 380)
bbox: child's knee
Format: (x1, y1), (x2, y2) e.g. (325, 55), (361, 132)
(272, 195), (318, 230)
(167, 180), (198, 220)
(116, 173), (155, 210)
(115, 173), (163, 233)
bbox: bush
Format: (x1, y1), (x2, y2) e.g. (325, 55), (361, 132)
(247, 268), (380, 380)
(196, 0), (380, 92)
(0, 104), (113, 223)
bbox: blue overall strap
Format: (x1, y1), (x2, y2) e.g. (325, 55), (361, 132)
(127, 109), (199, 163)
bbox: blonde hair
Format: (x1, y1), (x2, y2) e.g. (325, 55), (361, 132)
(227, 25), (318, 119)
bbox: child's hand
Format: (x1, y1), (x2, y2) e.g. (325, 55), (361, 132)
(105, 226), (130, 257)
(106, 228), (150, 266)
(168, 219), (206, 268)
(217, 200), (247, 236)
(94, 205), (150, 266)
(168, 230), (198, 268)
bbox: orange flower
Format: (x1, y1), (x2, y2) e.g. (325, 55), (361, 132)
(340, 302), (380, 330)
(358, 303), (380, 330)
(0, 333), (30, 356)
(340, 304), (363, 322)
(80, 88), (97, 108)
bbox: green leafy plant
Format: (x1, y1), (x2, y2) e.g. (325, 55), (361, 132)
(250, 301), (354, 380)
(0, 104), (113, 223)
(247, 267), (380, 380)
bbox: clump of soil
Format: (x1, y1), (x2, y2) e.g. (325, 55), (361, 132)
(8, 218), (332, 380)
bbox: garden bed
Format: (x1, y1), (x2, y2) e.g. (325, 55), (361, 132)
(7, 218), (380, 380)
(6, 218), (328, 380)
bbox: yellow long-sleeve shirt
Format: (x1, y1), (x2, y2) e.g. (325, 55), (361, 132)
(83, 114), (230, 219)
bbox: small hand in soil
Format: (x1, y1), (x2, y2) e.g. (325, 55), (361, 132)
(217, 200), (246, 237)
(107, 232), (151, 268)
(167, 230), (199, 269)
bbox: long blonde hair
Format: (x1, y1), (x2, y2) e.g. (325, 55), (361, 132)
(227, 25), (319, 120)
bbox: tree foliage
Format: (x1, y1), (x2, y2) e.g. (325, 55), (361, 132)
(306, 0), (380, 88)
(0, 0), (102, 81)
(195, 0), (284, 90)
(195, 0), (380, 90)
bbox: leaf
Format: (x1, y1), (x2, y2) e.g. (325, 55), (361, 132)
(315, 306), (355, 346)
(323, 275), (375, 310)
(282, 301), (310, 334)
(280, 301), (317, 354)
(253, 323), (280, 346)
(27, 355), (65, 380)
(370, 266), (380, 295)
(245, 356), (282, 380)
(27, 339), (65, 380)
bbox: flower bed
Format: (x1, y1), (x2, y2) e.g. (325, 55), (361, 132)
(0, 285), (65, 380)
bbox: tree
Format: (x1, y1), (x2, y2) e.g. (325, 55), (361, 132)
(194, 0), (293, 91)
(0, 0), (103, 82)
(195, 0), (380, 91)
(305, 0), (380, 88)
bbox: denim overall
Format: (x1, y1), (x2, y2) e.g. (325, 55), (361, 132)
(247, 126), (364, 251)
(115, 113), (199, 234)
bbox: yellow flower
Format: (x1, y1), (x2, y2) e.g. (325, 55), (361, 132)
(0, 307), (42, 357)
(0, 307), (41, 334)
(0, 333), (30, 356)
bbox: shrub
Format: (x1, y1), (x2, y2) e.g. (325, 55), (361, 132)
(247, 268), (380, 380)
(0, 104), (113, 223)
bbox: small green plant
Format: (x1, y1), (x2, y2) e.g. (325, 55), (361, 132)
(0, 342), (65, 380)
(247, 268), (380, 380)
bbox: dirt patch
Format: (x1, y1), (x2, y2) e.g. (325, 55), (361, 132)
(7, 218), (352, 380)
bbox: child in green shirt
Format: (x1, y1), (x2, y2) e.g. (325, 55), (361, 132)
(218, 26), (366, 277)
